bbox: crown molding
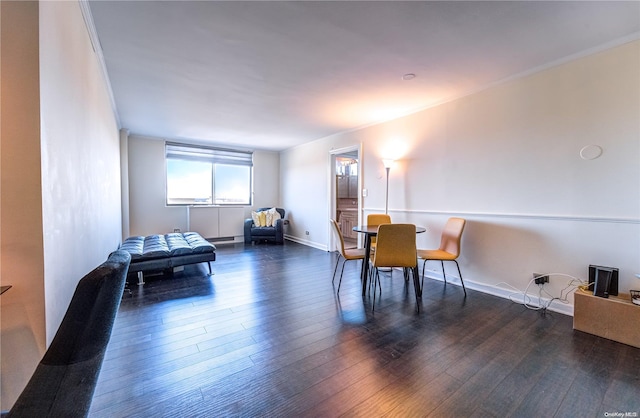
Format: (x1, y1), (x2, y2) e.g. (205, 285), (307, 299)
(78, 0), (121, 128)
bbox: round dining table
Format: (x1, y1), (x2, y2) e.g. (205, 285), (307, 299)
(352, 224), (426, 297)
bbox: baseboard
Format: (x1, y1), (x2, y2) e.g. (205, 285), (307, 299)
(284, 235), (328, 251)
(415, 268), (573, 316)
(206, 236), (243, 244)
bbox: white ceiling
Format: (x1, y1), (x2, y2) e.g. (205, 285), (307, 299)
(88, 1), (640, 151)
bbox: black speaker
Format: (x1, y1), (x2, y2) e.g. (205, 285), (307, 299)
(589, 265), (619, 298)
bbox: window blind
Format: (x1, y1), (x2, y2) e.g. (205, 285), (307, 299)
(166, 142), (253, 166)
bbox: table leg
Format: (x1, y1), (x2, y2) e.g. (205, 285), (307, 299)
(361, 235), (372, 296)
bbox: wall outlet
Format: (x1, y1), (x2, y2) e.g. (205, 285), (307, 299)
(534, 273), (549, 285)
(305, 231), (310, 235)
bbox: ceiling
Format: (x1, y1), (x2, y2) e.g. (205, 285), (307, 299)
(88, 1), (640, 151)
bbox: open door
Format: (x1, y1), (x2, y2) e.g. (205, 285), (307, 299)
(330, 146), (361, 250)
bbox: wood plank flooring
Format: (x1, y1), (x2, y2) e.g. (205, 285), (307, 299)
(91, 241), (640, 417)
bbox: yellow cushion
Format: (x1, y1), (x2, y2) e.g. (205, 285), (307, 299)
(252, 211), (267, 227)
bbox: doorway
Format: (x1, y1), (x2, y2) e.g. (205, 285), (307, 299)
(331, 146), (360, 249)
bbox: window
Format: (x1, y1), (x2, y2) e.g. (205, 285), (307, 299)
(166, 142), (252, 206)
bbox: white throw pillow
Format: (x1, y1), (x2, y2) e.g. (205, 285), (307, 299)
(265, 211), (274, 227)
(251, 211), (262, 227)
(267, 208), (281, 226)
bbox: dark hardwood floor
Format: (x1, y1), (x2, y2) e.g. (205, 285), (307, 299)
(91, 242), (640, 417)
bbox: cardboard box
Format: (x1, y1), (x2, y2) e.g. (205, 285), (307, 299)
(573, 289), (640, 348)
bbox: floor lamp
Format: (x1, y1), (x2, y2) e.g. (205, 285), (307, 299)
(382, 159), (394, 214)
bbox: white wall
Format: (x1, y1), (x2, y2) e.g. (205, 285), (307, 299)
(127, 134), (280, 238)
(281, 40), (640, 313)
(39, 0), (122, 342)
(0, 1), (123, 409)
(252, 150), (281, 212)
(0, 1), (46, 407)
(128, 135), (185, 235)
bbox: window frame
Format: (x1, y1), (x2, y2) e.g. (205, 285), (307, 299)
(165, 142), (253, 207)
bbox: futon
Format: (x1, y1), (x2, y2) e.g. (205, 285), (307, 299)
(118, 232), (216, 284)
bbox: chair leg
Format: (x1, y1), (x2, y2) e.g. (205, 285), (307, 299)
(411, 267), (421, 312)
(337, 260), (348, 293)
(372, 269), (377, 311)
(369, 262), (374, 287)
(368, 262), (377, 293)
(373, 268), (381, 311)
(421, 259), (427, 290)
(421, 259), (465, 297)
(332, 254), (342, 284)
(454, 260), (467, 296)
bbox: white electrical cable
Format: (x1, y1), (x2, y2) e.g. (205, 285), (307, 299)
(493, 273), (587, 312)
(494, 281), (537, 306)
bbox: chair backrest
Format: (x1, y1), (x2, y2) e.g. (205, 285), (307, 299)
(329, 218), (347, 257)
(367, 213), (391, 226)
(367, 213), (391, 244)
(439, 217), (466, 257)
(373, 223), (417, 268)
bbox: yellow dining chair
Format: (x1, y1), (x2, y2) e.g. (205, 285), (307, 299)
(330, 219), (367, 293)
(371, 223), (420, 310)
(367, 213), (391, 253)
(417, 217), (467, 296)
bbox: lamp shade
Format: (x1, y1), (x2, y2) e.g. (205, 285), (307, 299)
(382, 159), (395, 169)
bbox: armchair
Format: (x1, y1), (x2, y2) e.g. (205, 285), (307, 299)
(244, 207), (286, 244)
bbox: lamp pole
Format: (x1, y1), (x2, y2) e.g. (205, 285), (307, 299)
(385, 166), (390, 214)
(382, 159), (394, 214)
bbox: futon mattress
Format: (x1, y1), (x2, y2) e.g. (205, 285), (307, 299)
(120, 232), (215, 261)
